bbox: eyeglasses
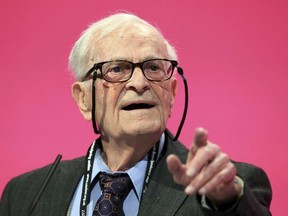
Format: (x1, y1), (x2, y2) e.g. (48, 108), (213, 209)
(82, 58), (178, 83)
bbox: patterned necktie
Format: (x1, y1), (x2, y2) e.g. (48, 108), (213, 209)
(93, 172), (133, 216)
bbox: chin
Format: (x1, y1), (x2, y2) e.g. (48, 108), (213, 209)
(123, 122), (164, 137)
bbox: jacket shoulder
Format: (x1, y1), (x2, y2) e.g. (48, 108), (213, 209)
(11, 156), (85, 182)
(0, 156), (86, 216)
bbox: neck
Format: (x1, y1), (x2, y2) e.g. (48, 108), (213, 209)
(100, 134), (160, 171)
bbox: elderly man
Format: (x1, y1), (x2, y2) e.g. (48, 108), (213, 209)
(0, 13), (271, 216)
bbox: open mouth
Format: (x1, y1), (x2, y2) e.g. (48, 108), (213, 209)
(122, 103), (155, 111)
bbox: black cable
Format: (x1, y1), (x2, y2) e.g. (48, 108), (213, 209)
(28, 154), (62, 216)
(168, 67), (189, 141)
(92, 72), (100, 134)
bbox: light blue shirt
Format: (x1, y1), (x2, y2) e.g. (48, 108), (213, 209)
(69, 133), (165, 216)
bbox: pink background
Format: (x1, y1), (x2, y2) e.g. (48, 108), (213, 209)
(0, 0), (287, 215)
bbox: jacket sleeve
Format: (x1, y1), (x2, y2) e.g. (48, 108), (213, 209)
(234, 163), (272, 216)
(201, 162), (272, 216)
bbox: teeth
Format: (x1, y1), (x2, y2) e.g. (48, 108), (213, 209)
(123, 103), (153, 110)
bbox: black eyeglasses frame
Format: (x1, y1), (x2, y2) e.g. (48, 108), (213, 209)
(82, 58), (178, 83)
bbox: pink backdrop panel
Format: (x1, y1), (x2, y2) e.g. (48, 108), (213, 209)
(0, 1), (287, 215)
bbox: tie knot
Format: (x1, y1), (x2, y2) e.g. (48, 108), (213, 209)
(93, 172), (133, 216)
(99, 172), (133, 198)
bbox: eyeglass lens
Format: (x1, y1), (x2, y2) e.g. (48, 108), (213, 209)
(101, 59), (174, 82)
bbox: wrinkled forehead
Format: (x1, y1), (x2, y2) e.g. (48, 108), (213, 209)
(88, 22), (168, 63)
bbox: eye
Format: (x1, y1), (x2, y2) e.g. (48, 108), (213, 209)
(111, 66), (122, 73)
(145, 63), (162, 72)
(105, 63), (126, 74)
(149, 65), (160, 72)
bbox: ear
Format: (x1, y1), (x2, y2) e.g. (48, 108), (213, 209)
(169, 77), (178, 117)
(71, 82), (92, 120)
(170, 77), (178, 106)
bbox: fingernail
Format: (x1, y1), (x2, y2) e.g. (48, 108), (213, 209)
(186, 168), (196, 177)
(185, 185), (195, 195)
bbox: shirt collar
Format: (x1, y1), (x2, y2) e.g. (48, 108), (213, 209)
(91, 133), (165, 200)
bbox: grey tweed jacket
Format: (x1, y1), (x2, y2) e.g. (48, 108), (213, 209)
(0, 131), (272, 216)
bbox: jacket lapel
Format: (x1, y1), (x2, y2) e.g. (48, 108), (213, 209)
(138, 131), (189, 215)
(138, 180), (188, 216)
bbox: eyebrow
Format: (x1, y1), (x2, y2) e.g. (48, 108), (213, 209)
(108, 55), (165, 62)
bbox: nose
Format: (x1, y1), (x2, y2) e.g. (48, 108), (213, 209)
(125, 67), (150, 93)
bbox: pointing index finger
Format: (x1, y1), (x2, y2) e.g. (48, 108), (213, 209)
(186, 128), (208, 177)
(194, 127), (208, 148)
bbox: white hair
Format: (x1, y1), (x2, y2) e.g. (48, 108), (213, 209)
(69, 12), (177, 81)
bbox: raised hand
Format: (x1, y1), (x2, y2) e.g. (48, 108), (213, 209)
(167, 128), (242, 207)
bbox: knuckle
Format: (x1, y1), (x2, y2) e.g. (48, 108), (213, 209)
(228, 163), (237, 175)
(203, 147), (214, 158)
(220, 152), (230, 163)
(207, 160), (220, 173)
(210, 143), (221, 151)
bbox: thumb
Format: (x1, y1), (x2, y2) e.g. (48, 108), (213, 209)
(167, 154), (188, 184)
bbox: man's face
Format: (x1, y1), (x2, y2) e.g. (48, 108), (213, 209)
(89, 31), (177, 141)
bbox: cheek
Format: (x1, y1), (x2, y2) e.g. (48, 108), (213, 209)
(94, 83), (109, 120)
(95, 82), (123, 113)
(164, 93), (173, 116)
(156, 85), (174, 117)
